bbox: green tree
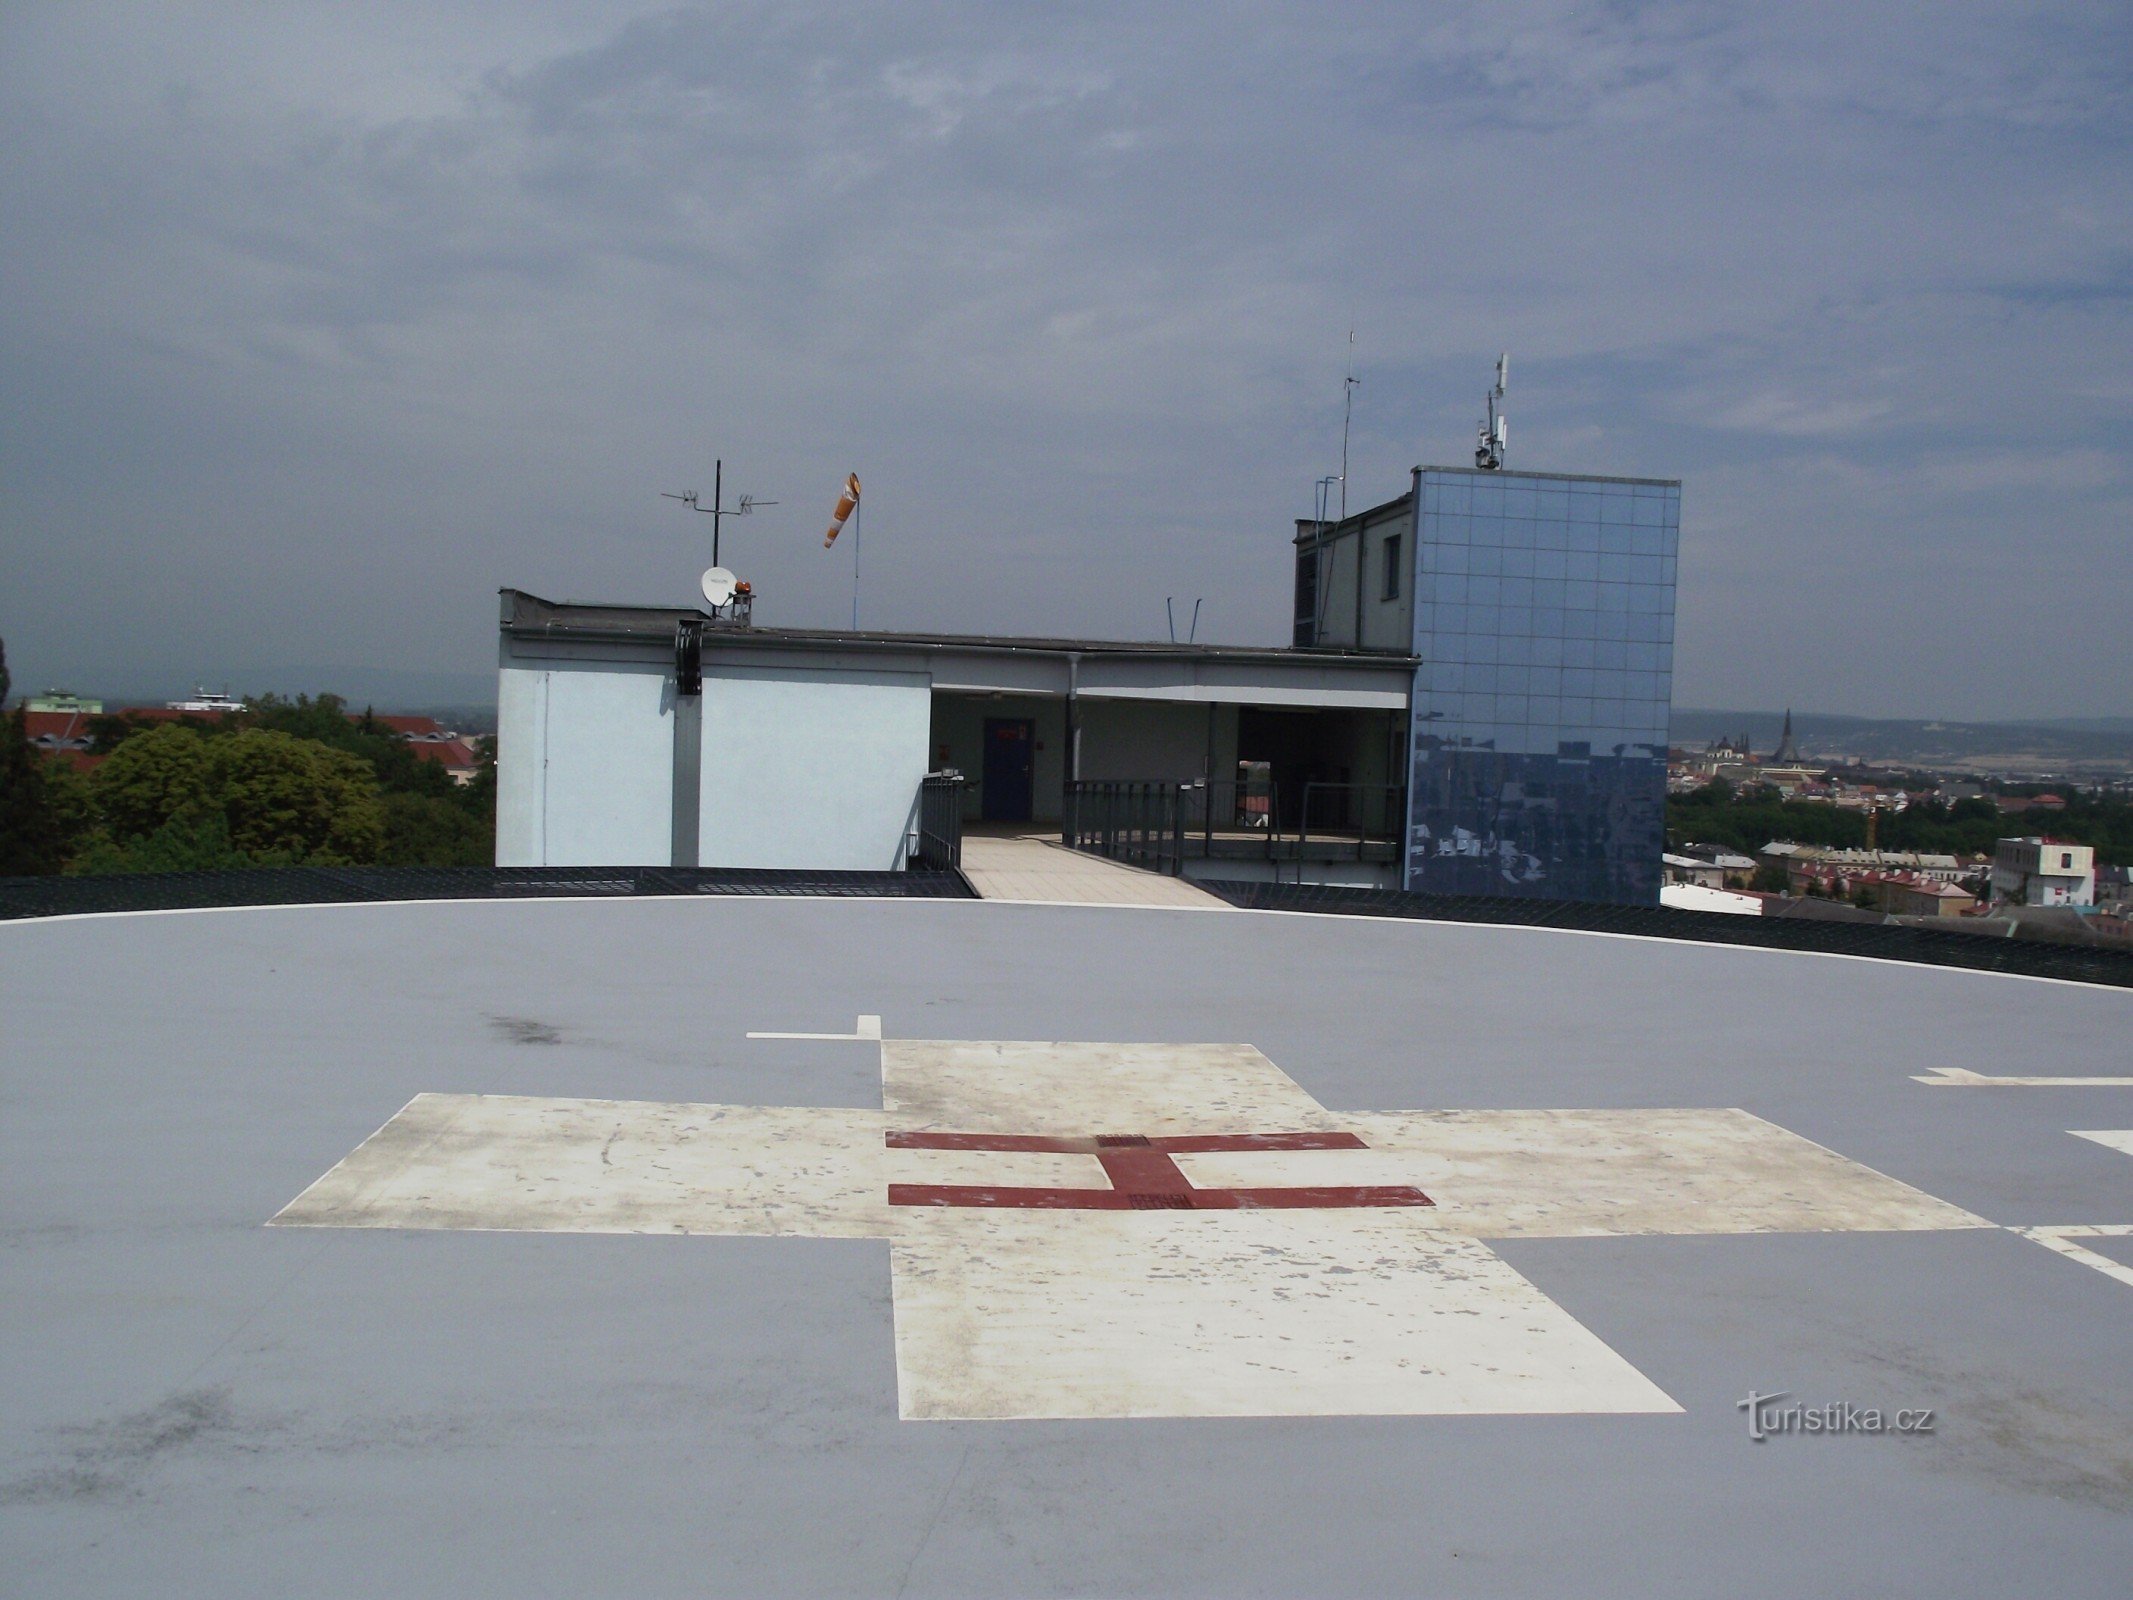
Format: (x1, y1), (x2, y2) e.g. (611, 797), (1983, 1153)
(70, 687), (495, 869)
(0, 639), (74, 875)
(378, 791), (491, 866)
(69, 810), (282, 874)
(210, 729), (385, 864)
(88, 723), (216, 842)
(38, 759), (97, 859)
(82, 722), (385, 870)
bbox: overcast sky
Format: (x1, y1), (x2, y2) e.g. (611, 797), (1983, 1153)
(3, 2), (2128, 718)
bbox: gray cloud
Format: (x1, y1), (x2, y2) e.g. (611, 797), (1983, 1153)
(2, 1), (2128, 718)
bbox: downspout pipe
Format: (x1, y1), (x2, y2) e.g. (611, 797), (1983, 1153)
(1063, 651), (1082, 845)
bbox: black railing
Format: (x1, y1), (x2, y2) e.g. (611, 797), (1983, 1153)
(1066, 779), (1409, 875)
(1200, 880), (2133, 991)
(1297, 782), (1407, 858)
(915, 771), (966, 871)
(1064, 781), (1190, 875)
(1180, 780), (1407, 861)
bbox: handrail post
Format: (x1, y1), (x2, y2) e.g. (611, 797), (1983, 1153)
(1300, 780), (1312, 881)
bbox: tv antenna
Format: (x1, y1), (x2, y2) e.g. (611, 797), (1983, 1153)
(661, 458), (777, 567)
(1340, 328), (1360, 520)
(1475, 353), (1507, 470)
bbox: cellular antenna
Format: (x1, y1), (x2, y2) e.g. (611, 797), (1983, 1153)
(1475, 353), (1508, 471)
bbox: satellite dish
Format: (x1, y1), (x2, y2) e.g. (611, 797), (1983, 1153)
(700, 566), (737, 608)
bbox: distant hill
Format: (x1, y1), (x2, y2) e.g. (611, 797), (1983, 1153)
(1671, 709), (2133, 777)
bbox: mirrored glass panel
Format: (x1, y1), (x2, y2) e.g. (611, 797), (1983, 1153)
(1409, 468), (1679, 905)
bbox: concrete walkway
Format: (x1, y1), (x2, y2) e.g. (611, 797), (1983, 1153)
(958, 830), (1231, 908)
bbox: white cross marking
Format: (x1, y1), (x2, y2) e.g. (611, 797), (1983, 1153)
(273, 1037), (1987, 1420)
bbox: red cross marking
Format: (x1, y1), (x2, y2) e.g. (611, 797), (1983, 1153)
(885, 1130), (1433, 1210)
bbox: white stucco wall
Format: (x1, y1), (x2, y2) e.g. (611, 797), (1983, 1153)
(698, 666), (931, 870)
(495, 663), (675, 867)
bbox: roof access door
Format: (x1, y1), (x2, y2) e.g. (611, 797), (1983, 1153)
(982, 717), (1036, 822)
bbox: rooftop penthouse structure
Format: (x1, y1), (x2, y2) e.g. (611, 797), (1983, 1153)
(498, 462), (1679, 905)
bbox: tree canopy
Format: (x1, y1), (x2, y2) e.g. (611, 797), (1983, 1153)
(1668, 781), (2133, 867)
(0, 657), (494, 875)
(73, 724), (386, 870)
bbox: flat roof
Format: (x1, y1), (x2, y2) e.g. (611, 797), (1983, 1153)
(500, 589), (1414, 669)
(5, 896), (2129, 1594)
(1418, 463), (1684, 488)
(1297, 467), (1683, 543)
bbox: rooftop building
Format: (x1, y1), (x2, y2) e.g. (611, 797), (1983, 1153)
(499, 462), (1680, 904)
(1298, 466), (1679, 905)
(1993, 836), (2095, 907)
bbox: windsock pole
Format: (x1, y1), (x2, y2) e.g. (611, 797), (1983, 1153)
(823, 471), (863, 628)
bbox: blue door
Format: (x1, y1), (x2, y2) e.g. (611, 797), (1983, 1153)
(981, 718), (1035, 822)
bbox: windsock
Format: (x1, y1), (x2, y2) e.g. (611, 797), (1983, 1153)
(823, 473), (861, 548)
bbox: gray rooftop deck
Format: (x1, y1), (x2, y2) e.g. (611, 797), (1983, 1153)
(4, 895), (2130, 1596)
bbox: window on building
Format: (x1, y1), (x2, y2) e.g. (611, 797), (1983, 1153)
(1381, 535), (1402, 601)
(2062, 852), (2075, 869)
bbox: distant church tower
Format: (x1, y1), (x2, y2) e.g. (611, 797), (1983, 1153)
(1769, 708), (1801, 764)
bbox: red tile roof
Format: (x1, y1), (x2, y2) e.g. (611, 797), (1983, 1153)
(408, 738), (479, 771)
(366, 714), (452, 738)
(21, 709), (96, 744)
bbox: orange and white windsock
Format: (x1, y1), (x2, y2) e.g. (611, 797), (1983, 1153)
(823, 473), (861, 548)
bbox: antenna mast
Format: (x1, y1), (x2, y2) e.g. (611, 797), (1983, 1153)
(661, 459), (777, 569)
(1475, 354), (1508, 470)
(1340, 328), (1359, 520)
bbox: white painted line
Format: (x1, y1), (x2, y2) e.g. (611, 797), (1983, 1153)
(2070, 1130), (2133, 1158)
(2012, 1225), (2133, 1291)
(748, 1014), (883, 1041)
(1913, 1067), (2133, 1087)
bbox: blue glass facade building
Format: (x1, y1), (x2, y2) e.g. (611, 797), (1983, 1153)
(1405, 467), (1678, 905)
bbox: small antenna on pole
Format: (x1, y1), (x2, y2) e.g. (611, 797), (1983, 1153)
(1475, 354), (1508, 470)
(660, 458), (776, 568)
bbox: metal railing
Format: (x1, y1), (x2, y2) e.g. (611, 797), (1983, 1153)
(1064, 779), (1409, 875)
(1181, 780), (1406, 861)
(915, 771), (966, 871)
(1296, 782), (1407, 860)
(1064, 781), (1190, 875)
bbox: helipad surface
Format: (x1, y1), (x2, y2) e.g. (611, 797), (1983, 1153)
(4, 895), (2130, 1596)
